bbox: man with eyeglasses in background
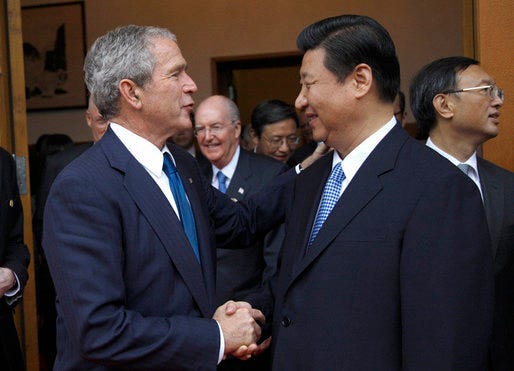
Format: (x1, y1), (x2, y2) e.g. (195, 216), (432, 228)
(195, 95), (286, 371)
(410, 56), (514, 370)
(250, 99), (300, 164)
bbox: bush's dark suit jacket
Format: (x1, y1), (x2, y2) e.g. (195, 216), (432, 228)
(43, 128), (293, 370)
(479, 158), (514, 370)
(198, 149), (286, 307)
(271, 124), (494, 370)
(0, 147), (30, 371)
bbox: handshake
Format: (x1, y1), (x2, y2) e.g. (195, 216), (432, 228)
(213, 301), (271, 360)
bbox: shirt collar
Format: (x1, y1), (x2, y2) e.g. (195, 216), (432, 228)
(333, 117), (397, 184)
(110, 122), (169, 177)
(211, 146), (240, 182)
(426, 137), (479, 173)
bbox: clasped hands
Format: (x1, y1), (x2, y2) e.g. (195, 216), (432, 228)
(213, 300), (271, 360)
(0, 267), (16, 297)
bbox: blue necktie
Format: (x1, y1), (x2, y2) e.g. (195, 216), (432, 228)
(162, 153), (200, 262)
(308, 162), (345, 246)
(217, 171), (227, 193)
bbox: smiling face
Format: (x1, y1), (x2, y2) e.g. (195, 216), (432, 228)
(448, 65), (503, 144)
(195, 96), (241, 169)
(295, 48), (353, 150)
(138, 37), (197, 147)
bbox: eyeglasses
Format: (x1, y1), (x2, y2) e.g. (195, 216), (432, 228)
(444, 84), (504, 101)
(194, 122), (233, 137)
(261, 134), (300, 149)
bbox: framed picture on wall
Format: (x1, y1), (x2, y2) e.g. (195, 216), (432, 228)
(22, 1), (87, 111)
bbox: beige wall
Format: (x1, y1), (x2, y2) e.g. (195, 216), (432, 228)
(24, 0), (464, 144)
(478, 0), (513, 171)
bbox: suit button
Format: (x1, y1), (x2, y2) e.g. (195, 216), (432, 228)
(281, 316), (291, 327)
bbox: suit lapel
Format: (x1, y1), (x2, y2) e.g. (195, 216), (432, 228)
(478, 159), (504, 259)
(226, 150), (252, 200)
(102, 131), (213, 317)
(288, 125), (407, 286)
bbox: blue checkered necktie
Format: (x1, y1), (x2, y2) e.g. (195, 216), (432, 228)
(217, 171), (227, 193)
(162, 153), (200, 262)
(308, 162), (345, 246)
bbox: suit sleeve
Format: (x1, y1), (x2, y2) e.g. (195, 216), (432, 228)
(1, 152), (30, 305)
(401, 172), (494, 370)
(43, 173), (220, 370)
(206, 167), (296, 250)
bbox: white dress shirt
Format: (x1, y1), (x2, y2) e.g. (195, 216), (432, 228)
(336, 117), (397, 196)
(211, 146), (240, 189)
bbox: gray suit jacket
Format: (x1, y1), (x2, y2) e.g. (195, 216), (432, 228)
(478, 157), (514, 369)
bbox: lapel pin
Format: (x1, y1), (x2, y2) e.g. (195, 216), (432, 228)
(238, 187), (244, 194)
(231, 197), (238, 203)
(188, 178), (193, 184)
(9, 200), (14, 207)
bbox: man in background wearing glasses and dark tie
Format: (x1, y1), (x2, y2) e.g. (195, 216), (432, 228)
(194, 94), (285, 371)
(410, 56), (514, 370)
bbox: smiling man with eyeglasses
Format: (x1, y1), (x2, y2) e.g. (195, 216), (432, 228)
(411, 56), (514, 370)
(250, 99), (300, 164)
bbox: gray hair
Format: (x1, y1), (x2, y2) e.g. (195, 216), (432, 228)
(224, 97), (240, 124)
(84, 25), (177, 119)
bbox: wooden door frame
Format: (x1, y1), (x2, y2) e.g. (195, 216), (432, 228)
(1, 0), (39, 370)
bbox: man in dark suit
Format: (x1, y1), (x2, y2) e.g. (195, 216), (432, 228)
(195, 95), (286, 370)
(270, 15), (494, 370)
(195, 95), (286, 306)
(0, 146), (30, 371)
(33, 96), (107, 369)
(34, 95), (107, 244)
(43, 25), (301, 370)
(410, 56), (513, 370)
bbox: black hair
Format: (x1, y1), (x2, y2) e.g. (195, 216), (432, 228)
(409, 56), (478, 139)
(297, 14), (400, 102)
(250, 99), (299, 137)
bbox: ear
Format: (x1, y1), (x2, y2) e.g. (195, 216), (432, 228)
(119, 79), (143, 109)
(433, 93), (454, 119)
(85, 111), (93, 129)
(352, 63), (372, 98)
(234, 120), (242, 138)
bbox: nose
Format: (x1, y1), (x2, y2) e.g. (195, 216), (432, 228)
(204, 127), (214, 141)
(295, 87), (307, 110)
(184, 73), (198, 93)
(278, 139), (290, 153)
(492, 95), (503, 108)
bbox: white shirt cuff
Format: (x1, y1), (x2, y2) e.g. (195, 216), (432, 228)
(216, 320), (225, 364)
(4, 271), (20, 297)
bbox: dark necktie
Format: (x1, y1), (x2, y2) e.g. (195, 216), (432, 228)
(162, 153), (200, 262)
(308, 162), (345, 247)
(217, 171), (227, 193)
